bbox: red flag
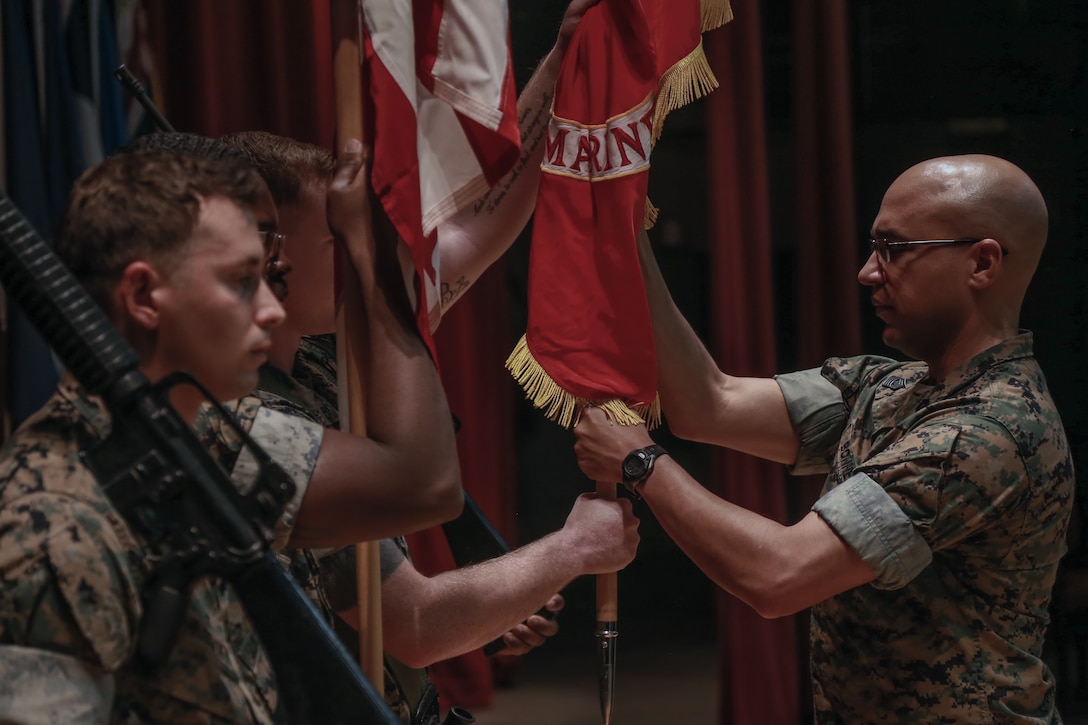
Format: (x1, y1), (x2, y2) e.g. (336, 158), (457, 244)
(361, 0), (521, 345)
(507, 0), (731, 428)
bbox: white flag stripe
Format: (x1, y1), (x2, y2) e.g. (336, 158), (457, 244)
(416, 85), (488, 235)
(361, 0), (519, 337)
(430, 1), (509, 130)
(361, 0), (415, 108)
(363, 0), (497, 236)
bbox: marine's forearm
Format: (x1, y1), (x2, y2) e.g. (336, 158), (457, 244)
(380, 531), (577, 667)
(437, 50), (561, 313)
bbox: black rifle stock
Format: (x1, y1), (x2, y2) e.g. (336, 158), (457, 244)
(0, 192), (397, 724)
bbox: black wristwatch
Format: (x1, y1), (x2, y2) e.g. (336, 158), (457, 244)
(621, 444), (668, 498)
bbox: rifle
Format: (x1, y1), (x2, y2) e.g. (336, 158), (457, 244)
(114, 64), (175, 132)
(0, 191), (397, 724)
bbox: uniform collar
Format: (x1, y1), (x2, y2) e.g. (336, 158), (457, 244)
(928, 331), (1034, 397)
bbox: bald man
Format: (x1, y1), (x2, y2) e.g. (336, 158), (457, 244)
(573, 155), (1074, 722)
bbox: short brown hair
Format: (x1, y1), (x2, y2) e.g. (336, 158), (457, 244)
(54, 149), (268, 313)
(123, 131), (251, 164)
(220, 131), (336, 207)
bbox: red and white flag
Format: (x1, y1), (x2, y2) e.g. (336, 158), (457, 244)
(361, 0), (521, 344)
(506, 0), (731, 429)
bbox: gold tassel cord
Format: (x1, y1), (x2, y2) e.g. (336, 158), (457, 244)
(701, 0), (734, 32)
(506, 335), (581, 428)
(652, 42), (719, 143)
(506, 335), (662, 431)
(644, 197), (660, 231)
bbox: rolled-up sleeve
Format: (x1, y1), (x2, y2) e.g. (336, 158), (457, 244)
(812, 472), (932, 590)
(231, 407), (324, 549)
(775, 368), (847, 475)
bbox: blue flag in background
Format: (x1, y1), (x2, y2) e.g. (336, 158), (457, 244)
(96, 1), (129, 157)
(1, 0), (131, 429)
(3, 0), (68, 427)
(67, 0), (129, 166)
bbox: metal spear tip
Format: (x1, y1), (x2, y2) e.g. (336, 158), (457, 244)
(597, 621), (617, 725)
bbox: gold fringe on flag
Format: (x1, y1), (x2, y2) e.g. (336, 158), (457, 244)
(645, 3), (732, 217)
(652, 41), (719, 143)
(644, 197), (660, 230)
(506, 334), (662, 430)
(701, 0), (734, 32)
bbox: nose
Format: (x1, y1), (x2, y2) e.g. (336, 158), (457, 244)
(858, 251), (885, 287)
(255, 278), (286, 328)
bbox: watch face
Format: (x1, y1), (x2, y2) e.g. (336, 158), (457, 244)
(622, 451), (648, 482)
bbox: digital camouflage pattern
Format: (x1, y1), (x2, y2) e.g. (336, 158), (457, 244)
(253, 343), (437, 725)
(0, 376), (282, 723)
(385, 655), (441, 725)
(783, 333), (1074, 724)
(256, 357), (336, 429)
(244, 362), (340, 633)
(0, 645), (113, 722)
(292, 334), (341, 428)
(192, 394), (323, 549)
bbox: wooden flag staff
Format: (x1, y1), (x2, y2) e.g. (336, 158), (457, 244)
(329, 0), (384, 687)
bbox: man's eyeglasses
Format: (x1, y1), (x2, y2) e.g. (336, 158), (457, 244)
(258, 231), (287, 261)
(868, 237), (1008, 264)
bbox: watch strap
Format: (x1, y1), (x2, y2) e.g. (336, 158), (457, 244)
(622, 444), (668, 499)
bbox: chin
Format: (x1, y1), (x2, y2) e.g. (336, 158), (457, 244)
(883, 333), (925, 361)
(881, 331), (910, 357)
(219, 373), (259, 403)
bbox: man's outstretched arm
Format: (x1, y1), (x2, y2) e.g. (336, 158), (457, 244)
(573, 407), (874, 619)
(376, 493), (638, 668)
(637, 231), (801, 464)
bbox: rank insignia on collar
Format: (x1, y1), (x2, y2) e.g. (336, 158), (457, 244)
(881, 375), (908, 390)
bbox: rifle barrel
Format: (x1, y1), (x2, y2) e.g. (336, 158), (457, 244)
(114, 64), (176, 133)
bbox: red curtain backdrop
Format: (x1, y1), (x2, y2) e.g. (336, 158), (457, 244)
(704, 2), (859, 722)
(146, 1), (335, 147)
(793, 0), (860, 370)
(704, 4), (800, 723)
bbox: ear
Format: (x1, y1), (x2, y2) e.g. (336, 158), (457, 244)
(116, 260), (163, 331)
(967, 238), (1004, 290)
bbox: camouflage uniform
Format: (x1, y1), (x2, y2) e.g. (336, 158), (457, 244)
(243, 361), (340, 634)
(291, 334), (341, 429)
(194, 389), (334, 633)
(777, 333), (1074, 723)
(0, 375), (321, 723)
(252, 337), (439, 725)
